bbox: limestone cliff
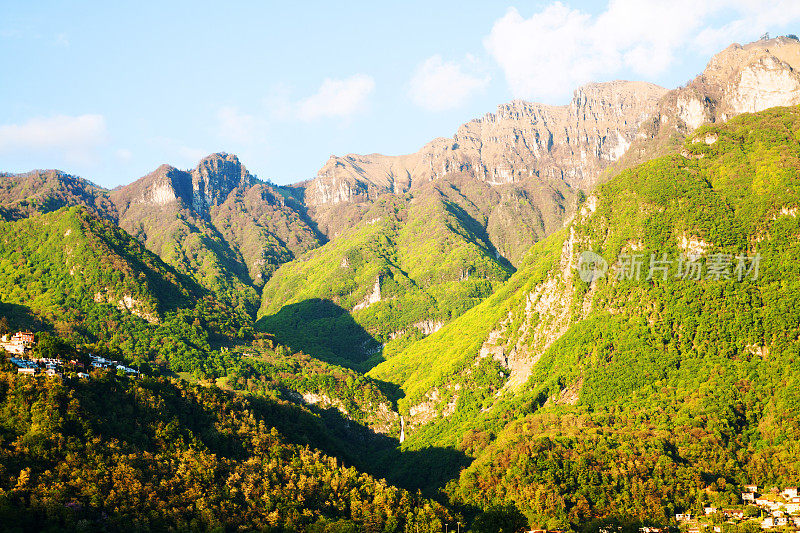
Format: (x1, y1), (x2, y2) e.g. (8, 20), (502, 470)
(301, 37), (800, 242)
(619, 36), (800, 168)
(304, 80), (667, 209)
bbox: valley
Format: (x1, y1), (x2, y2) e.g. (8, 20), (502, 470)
(2, 33), (800, 533)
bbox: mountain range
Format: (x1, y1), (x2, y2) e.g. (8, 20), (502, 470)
(2, 36), (800, 532)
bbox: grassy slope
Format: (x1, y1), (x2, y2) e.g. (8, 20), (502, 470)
(257, 189), (514, 370)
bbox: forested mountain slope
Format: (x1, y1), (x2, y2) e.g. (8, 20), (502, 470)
(0, 365), (453, 532)
(110, 153), (322, 316)
(366, 105), (800, 527)
(257, 175), (542, 370)
(0, 170), (117, 221)
(0, 206), (247, 372)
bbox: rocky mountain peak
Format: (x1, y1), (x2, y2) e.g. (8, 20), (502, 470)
(705, 36), (800, 79)
(109, 164), (192, 210)
(658, 36), (800, 131)
(302, 78), (668, 210)
(302, 38), (800, 218)
(190, 153), (254, 213)
(114, 153), (256, 217)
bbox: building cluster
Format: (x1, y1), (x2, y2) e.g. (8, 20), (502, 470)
(4, 331), (139, 379)
(743, 486), (800, 530)
(676, 485), (800, 532)
(0, 331), (34, 355)
(87, 354), (139, 376)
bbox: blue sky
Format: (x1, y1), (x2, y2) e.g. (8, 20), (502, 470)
(2, 0), (800, 188)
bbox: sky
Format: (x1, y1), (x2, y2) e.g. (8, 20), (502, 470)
(2, 0), (800, 188)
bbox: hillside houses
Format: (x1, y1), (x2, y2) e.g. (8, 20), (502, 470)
(89, 354), (139, 375)
(677, 484), (800, 533)
(0, 331), (34, 355)
(9, 354), (140, 378)
(4, 331), (139, 379)
(742, 485), (800, 530)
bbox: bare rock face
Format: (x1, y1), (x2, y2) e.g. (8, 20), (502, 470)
(651, 36), (800, 134)
(112, 153), (254, 219)
(191, 153), (253, 213)
(303, 80), (667, 208)
(302, 37), (800, 217)
(111, 164), (193, 210)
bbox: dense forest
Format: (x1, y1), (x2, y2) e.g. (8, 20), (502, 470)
(370, 107), (800, 527)
(0, 361), (454, 532)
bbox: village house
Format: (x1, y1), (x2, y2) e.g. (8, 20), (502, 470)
(13, 331), (34, 344)
(721, 509), (744, 520)
(745, 485), (759, 493)
(1, 337), (26, 354)
(17, 367), (37, 376)
(742, 492), (756, 501)
(783, 487), (798, 499)
(704, 507), (717, 516)
(0, 331), (35, 355)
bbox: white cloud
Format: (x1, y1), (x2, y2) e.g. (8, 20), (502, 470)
(0, 114), (108, 164)
(484, 0), (800, 102)
(408, 55), (490, 111)
(216, 106), (261, 144)
(297, 74), (375, 121)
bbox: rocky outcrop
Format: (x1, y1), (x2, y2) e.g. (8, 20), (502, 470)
(303, 80), (667, 209)
(649, 36), (800, 137)
(111, 164), (194, 210)
(389, 319), (444, 340)
(112, 153), (253, 218)
(289, 390), (400, 436)
(191, 153), (253, 213)
(301, 36), (800, 242)
(352, 276), (382, 311)
(93, 290), (160, 324)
